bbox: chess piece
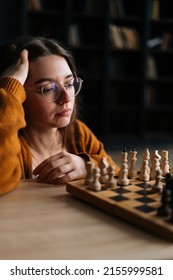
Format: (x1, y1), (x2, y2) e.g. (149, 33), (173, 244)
(150, 157), (161, 180)
(139, 148), (150, 179)
(161, 150), (170, 176)
(152, 169), (163, 193)
(118, 148), (128, 178)
(85, 161), (94, 186)
(99, 157), (109, 183)
(90, 167), (102, 191)
(169, 187), (173, 223)
(150, 150), (161, 179)
(143, 148), (150, 161)
(139, 159), (150, 182)
(128, 149), (138, 178)
(157, 188), (171, 217)
(105, 165), (117, 188)
(165, 173), (173, 190)
(117, 163), (129, 186)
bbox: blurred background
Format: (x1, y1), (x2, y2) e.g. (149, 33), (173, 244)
(0, 0), (173, 154)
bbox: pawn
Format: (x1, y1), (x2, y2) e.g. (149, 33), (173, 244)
(157, 188), (171, 217)
(152, 169), (163, 193)
(117, 163), (129, 186)
(105, 165), (117, 188)
(139, 159), (150, 182)
(90, 167), (102, 192)
(150, 158), (161, 180)
(165, 173), (173, 190)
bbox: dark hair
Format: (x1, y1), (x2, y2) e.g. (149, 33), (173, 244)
(0, 36), (81, 146)
(0, 35), (77, 76)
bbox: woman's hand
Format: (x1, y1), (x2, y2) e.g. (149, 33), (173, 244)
(33, 151), (87, 184)
(1, 49), (29, 85)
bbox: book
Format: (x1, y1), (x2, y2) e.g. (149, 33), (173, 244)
(121, 27), (140, 49)
(146, 86), (156, 107)
(161, 32), (172, 50)
(68, 24), (80, 47)
(109, 24), (124, 49)
(109, 0), (119, 16)
(152, 0), (160, 19)
(109, 24), (140, 50)
(26, 0), (42, 11)
(146, 56), (157, 79)
(116, 0), (125, 16)
(84, 0), (103, 16)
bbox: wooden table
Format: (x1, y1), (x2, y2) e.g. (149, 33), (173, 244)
(0, 179), (173, 260)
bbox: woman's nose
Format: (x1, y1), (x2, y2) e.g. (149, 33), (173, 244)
(55, 87), (72, 104)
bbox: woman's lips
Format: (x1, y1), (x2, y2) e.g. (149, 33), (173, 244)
(56, 108), (72, 116)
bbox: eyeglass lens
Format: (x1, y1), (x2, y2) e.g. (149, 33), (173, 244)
(42, 77), (82, 102)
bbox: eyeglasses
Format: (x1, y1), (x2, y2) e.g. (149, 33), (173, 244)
(25, 77), (83, 102)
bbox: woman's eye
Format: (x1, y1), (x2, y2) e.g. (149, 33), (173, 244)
(43, 86), (54, 93)
(66, 83), (73, 88)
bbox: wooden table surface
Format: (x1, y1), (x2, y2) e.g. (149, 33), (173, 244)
(0, 179), (173, 260)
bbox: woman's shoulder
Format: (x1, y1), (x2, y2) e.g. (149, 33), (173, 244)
(73, 119), (93, 135)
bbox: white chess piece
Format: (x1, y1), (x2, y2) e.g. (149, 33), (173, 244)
(90, 167), (102, 191)
(161, 150), (170, 176)
(99, 157), (109, 183)
(105, 165), (117, 188)
(117, 163), (129, 186)
(140, 148), (150, 176)
(150, 157), (161, 180)
(128, 149), (138, 178)
(118, 149), (128, 178)
(152, 169), (163, 193)
(85, 161), (94, 186)
(139, 159), (150, 181)
(150, 150), (161, 176)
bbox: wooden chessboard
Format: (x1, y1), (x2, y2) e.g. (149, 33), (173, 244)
(66, 177), (173, 241)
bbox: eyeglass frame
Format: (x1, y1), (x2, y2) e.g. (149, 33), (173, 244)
(25, 76), (83, 102)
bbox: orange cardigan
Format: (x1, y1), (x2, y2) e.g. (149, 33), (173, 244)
(0, 77), (119, 195)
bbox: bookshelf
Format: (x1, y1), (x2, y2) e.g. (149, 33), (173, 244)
(23, 0), (173, 139)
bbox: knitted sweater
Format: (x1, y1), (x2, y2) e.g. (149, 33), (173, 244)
(0, 77), (119, 195)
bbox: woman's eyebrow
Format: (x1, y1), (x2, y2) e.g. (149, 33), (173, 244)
(34, 74), (74, 85)
(34, 78), (53, 85)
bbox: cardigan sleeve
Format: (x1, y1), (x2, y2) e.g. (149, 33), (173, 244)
(0, 77), (26, 195)
(73, 119), (120, 174)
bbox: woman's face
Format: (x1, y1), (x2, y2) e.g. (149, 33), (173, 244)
(24, 55), (75, 130)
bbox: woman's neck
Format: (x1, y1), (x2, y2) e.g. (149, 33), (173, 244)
(23, 127), (63, 164)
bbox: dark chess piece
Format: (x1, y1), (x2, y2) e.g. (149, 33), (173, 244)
(165, 173), (173, 190)
(157, 188), (171, 217)
(169, 186), (173, 223)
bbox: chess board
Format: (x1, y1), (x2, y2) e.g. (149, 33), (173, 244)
(66, 177), (173, 241)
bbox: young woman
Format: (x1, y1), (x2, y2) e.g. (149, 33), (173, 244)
(0, 36), (119, 195)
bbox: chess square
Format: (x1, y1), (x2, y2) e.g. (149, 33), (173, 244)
(136, 196), (155, 203)
(135, 204), (155, 213)
(110, 195), (129, 202)
(136, 189), (153, 195)
(112, 187), (130, 194)
(135, 182), (151, 189)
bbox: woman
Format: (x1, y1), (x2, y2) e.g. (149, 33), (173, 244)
(0, 36), (119, 195)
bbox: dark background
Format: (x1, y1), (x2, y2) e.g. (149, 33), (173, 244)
(0, 0), (173, 148)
